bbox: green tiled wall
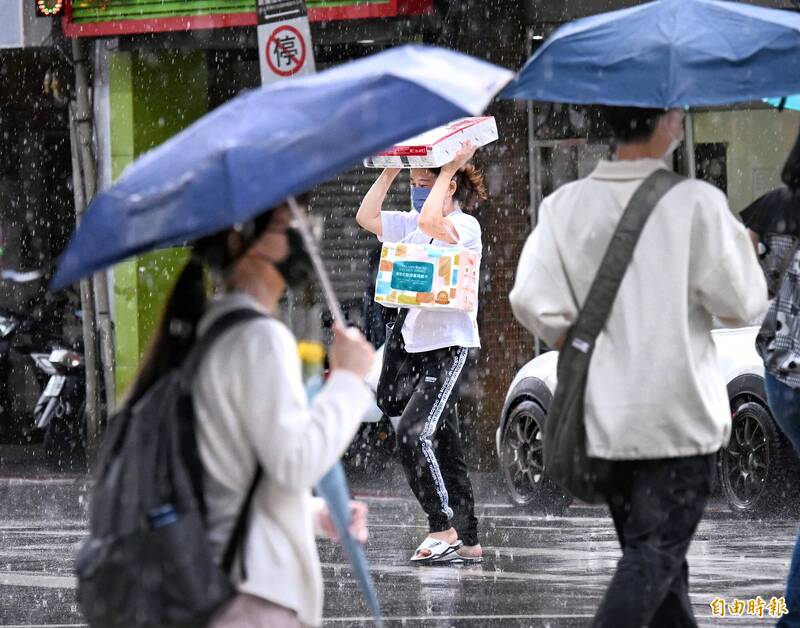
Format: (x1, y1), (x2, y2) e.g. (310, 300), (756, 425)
(110, 50), (208, 398)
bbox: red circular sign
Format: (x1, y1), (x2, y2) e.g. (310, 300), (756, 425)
(266, 25), (307, 77)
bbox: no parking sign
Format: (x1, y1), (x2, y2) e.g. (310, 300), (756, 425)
(257, 0), (316, 85)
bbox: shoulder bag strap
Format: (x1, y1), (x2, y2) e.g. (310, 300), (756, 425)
(179, 307), (268, 577)
(568, 169), (684, 354)
(393, 307), (410, 333)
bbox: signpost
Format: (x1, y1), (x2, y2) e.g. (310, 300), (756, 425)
(257, 0), (316, 85)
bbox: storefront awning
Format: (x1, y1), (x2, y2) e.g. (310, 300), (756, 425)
(63, 0), (434, 38)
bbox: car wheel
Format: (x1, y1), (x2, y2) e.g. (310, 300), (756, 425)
(720, 396), (797, 518)
(499, 398), (572, 515)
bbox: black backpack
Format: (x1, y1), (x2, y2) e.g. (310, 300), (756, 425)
(75, 308), (265, 628)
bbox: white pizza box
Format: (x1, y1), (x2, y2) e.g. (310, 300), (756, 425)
(363, 117), (498, 169)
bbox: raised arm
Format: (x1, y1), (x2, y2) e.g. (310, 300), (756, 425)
(356, 168), (401, 237)
(418, 142), (477, 244)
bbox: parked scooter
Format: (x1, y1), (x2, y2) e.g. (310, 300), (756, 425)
(0, 309), (21, 435)
(31, 346), (85, 466)
(0, 270), (86, 466)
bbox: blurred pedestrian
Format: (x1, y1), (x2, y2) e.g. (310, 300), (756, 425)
(510, 106), (767, 627)
(355, 142), (485, 564)
(741, 130), (800, 628)
(125, 199), (375, 628)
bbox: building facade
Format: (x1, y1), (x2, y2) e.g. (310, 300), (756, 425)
(56, 0), (800, 466)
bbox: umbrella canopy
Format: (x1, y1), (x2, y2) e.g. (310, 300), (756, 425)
(501, 0), (800, 108)
(767, 96), (800, 112)
(52, 45), (512, 289)
(742, 186), (800, 239)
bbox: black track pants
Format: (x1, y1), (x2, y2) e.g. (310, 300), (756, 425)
(395, 346), (479, 546)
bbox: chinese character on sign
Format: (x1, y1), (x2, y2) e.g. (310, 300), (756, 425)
(728, 599), (746, 616)
(710, 597), (726, 618)
(273, 34), (300, 68)
(768, 597), (789, 618)
(747, 596), (767, 618)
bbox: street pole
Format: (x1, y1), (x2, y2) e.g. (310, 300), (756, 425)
(70, 38), (116, 417)
(69, 38), (118, 460)
(67, 105), (100, 458)
(256, 0), (317, 330)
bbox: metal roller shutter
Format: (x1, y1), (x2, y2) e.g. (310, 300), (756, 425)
(309, 166), (410, 317)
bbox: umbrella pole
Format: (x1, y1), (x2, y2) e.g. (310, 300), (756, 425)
(682, 113), (696, 179)
(287, 196), (345, 323)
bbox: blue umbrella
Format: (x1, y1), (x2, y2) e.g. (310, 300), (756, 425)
(54, 44), (512, 626)
(767, 96), (800, 112)
(502, 0), (800, 108)
(52, 44), (512, 289)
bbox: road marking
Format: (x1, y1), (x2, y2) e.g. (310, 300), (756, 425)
(323, 616), (764, 624)
(0, 572), (76, 588)
(0, 477), (86, 485)
(326, 614), (598, 621)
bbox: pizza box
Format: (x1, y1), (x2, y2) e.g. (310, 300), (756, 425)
(363, 117), (498, 169)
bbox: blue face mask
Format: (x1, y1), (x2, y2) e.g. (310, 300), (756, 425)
(410, 186), (431, 211)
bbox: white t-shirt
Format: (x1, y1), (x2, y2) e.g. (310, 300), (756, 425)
(380, 207), (481, 353)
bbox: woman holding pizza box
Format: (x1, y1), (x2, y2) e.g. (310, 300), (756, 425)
(356, 141), (485, 564)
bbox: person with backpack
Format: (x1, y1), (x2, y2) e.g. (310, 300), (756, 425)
(355, 142), (485, 565)
(741, 131), (800, 628)
(509, 106), (767, 628)
(107, 200), (375, 628)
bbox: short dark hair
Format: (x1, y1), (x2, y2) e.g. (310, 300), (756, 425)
(600, 106), (665, 143)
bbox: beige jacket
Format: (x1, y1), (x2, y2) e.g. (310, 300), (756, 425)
(510, 159), (768, 460)
(192, 292), (373, 626)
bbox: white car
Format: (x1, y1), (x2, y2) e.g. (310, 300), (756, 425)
(496, 327), (800, 517)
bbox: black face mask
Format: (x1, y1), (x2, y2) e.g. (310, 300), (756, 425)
(274, 228), (313, 289)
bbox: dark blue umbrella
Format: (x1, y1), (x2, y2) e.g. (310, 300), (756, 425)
(502, 0), (800, 108)
(767, 96), (800, 112)
(52, 45), (512, 289)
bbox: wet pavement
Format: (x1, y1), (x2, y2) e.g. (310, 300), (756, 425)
(0, 448), (796, 627)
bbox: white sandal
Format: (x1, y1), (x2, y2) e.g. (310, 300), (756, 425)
(432, 550), (483, 565)
(410, 537), (463, 564)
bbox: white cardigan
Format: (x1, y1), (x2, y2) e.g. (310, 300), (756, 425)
(192, 292), (373, 626)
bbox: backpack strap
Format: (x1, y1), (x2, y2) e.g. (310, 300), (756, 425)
(222, 466), (264, 577)
(180, 307), (268, 578)
(181, 308), (268, 387)
(568, 170), (684, 353)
